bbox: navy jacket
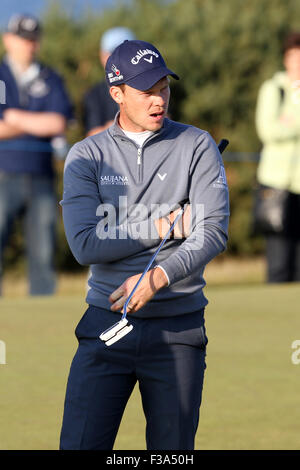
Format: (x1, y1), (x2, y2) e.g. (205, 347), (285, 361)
(0, 59), (73, 176)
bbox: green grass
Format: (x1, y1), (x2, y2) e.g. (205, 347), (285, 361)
(1, 283), (300, 450)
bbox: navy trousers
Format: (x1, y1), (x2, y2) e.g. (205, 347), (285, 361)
(59, 305), (207, 450)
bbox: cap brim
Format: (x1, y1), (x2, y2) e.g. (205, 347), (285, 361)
(13, 31), (40, 41)
(125, 66), (179, 91)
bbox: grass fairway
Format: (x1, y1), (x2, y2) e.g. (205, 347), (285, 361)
(1, 282), (300, 450)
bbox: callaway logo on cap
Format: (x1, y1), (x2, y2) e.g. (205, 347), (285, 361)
(105, 39), (179, 91)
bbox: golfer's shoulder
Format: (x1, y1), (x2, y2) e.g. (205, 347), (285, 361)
(65, 132), (108, 171)
(164, 118), (212, 145)
(71, 128), (110, 153)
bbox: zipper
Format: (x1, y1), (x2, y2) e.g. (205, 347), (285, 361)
(137, 147), (142, 165)
(137, 147), (142, 182)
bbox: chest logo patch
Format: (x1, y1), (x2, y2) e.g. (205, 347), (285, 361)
(157, 172), (167, 181)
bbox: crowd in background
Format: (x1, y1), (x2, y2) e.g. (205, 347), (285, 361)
(1, 6), (300, 295)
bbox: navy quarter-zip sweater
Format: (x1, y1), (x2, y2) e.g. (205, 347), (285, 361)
(60, 115), (230, 318)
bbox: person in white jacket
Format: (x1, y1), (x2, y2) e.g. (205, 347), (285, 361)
(255, 32), (300, 282)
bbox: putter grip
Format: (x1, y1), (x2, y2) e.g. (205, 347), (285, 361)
(218, 139), (229, 154)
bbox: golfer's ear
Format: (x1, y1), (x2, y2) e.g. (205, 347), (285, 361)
(110, 85), (124, 104)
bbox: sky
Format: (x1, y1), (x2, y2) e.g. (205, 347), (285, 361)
(0, 0), (123, 28)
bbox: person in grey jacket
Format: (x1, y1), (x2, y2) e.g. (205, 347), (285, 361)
(59, 39), (230, 450)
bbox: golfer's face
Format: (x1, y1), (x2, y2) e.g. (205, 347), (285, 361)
(117, 77), (170, 132)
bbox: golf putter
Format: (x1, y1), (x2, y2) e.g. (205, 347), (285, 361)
(99, 208), (184, 346)
(99, 138), (229, 346)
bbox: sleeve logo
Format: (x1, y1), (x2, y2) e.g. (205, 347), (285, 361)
(213, 165), (228, 188)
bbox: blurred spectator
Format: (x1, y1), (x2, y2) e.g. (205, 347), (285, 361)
(83, 26), (136, 136)
(255, 32), (300, 283)
(0, 14), (73, 295)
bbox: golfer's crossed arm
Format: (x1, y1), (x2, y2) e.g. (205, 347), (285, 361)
(109, 206), (191, 314)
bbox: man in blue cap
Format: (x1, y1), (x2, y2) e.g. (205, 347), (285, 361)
(83, 27), (136, 136)
(0, 14), (73, 295)
(60, 39), (229, 450)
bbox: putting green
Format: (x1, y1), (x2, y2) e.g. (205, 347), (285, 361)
(1, 283), (299, 450)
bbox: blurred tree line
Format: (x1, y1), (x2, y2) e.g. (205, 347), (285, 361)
(1, 0), (300, 272)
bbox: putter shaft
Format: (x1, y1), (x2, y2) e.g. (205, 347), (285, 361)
(99, 137), (229, 346)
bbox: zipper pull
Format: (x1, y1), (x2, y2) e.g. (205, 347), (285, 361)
(137, 148), (142, 165)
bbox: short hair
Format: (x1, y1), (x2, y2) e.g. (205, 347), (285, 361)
(283, 32), (300, 54)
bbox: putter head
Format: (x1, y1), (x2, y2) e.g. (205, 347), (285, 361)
(99, 318), (133, 346)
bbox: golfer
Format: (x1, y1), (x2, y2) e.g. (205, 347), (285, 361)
(59, 39), (229, 450)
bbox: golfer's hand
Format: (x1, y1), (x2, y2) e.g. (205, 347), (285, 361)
(154, 205), (191, 239)
(109, 267), (168, 314)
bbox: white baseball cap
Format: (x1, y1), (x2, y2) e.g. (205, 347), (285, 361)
(100, 27), (136, 53)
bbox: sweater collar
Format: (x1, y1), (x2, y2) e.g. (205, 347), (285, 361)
(109, 111), (169, 142)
